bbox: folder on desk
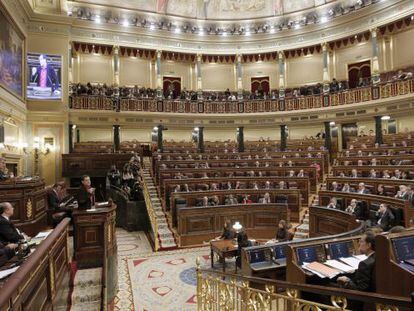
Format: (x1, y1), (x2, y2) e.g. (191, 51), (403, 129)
(302, 261), (341, 278)
(324, 259), (355, 273)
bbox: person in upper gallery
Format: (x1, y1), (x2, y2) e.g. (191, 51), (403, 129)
(242, 195), (252, 204)
(337, 231), (376, 292)
(345, 199), (363, 219)
(209, 195), (220, 206)
(264, 181), (272, 190)
(357, 182), (370, 194)
(369, 169), (377, 178)
(376, 184), (385, 196)
(215, 220), (235, 240)
(327, 197), (341, 210)
(0, 158), (9, 181)
(197, 196), (210, 207)
(350, 169), (358, 178)
(0, 202), (26, 244)
(395, 185), (410, 200)
(173, 185), (181, 193)
(342, 183), (354, 193)
(224, 194), (238, 206)
(258, 192), (271, 204)
(76, 175), (95, 210)
(0, 241), (18, 267)
(278, 181), (286, 190)
(275, 220), (289, 242)
(331, 181), (340, 191)
(297, 169), (305, 177)
(375, 203), (395, 232)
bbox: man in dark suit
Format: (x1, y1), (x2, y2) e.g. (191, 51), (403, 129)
(356, 182), (370, 194)
(0, 241), (17, 267)
(47, 183), (63, 210)
(376, 203), (395, 231)
(337, 231), (376, 292)
(30, 54), (60, 92)
(76, 175), (95, 210)
(0, 202), (24, 244)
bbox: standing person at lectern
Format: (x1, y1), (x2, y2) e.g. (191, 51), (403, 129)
(76, 175), (95, 210)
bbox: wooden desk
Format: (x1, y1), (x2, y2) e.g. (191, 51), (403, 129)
(0, 218), (71, 310)
(210, 239), (238, 272)
(72, 202), (117, 268)
(0, 177), (47, 236)
(72, 202), (118, 308)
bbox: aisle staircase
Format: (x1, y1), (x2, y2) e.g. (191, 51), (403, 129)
(70, 268), (102, 311)
(141, 163), (177, 250)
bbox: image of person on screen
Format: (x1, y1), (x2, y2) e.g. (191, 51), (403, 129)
(31, 54), (60, 94)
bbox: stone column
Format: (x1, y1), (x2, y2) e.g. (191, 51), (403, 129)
(156, 50), (163, 98)
(324, 121), (332, 152)
(113, 46), (120, 88)
(374, 116), (383, 145)
(371, 28), (380, 84)
(278, 51), (285, 98)
(68, 124), (74, 153)
(113, 125), (120, 152)
(236, 54), (243, 99)
(112, 45), (119, 97)
(280, 125), (287, 151)
(196, 54), (203, 100)
(197, 127), (204, 153)
(337, 123), (343, 152)
(157, 125), (163, 152)
(68, 43), (73, 93)
(322, 43), (330, 93)
(237, 126), (244, 152)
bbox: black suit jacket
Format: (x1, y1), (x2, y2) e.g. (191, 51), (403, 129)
(346, 253), (376, 292)
(0, 216), (23, 244)
(377, 210), (394, 231)
(76, 186), (92, 210)
(47, 190), (60, 211)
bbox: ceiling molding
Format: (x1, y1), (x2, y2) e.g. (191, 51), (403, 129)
(25, 0), (414, 54)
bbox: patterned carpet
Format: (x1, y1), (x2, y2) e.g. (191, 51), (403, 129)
(114, 229), (235, 311)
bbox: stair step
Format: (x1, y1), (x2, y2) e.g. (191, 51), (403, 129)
(73, 268), (102, 287)
(71, 285), (101, 304)
(70, 302), (102, 311)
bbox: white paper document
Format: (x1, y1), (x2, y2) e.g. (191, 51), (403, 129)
(324, 259), (355, 273)
(0, 267), (19, 279)
(353, 254), (368, 261)
(339, 257), (363, 269)
(34, 230), (52, 239)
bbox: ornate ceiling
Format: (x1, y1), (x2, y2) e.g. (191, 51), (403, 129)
(70, 0), (342, 20)
(22, 0), (414, 54)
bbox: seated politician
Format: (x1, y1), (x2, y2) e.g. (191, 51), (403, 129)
(47, 183), (71, 224)
(215, 220), (235, 240)
(337, 231), (376, 294)
(0, 241), (18, 267)
(76, 175), (95, 210)
(0, 202), (27, 244)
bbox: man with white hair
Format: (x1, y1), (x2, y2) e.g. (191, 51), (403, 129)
(395, 185), (410, 200)
(357, 182), (370, 194)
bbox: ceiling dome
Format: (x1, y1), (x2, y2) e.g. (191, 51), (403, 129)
(71, 0), (352, 21)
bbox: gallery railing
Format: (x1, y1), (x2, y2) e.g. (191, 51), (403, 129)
(69, 79), (414, 114)
(196, 260), (414, 311)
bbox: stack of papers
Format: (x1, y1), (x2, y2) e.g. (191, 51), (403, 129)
(302, 262), (341, 278)
(339, 255), (367, 270)
(34, 231), (52, 239)
(324, 259), (355, 273)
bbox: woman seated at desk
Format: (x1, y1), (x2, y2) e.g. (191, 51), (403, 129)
(236, 230), (253, 268)
(214, 220), (235, 240)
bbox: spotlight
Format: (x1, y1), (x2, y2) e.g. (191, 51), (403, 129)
(329, 121), (336, 126)
(198, 28), (205, 36)
(174, 26), (181, 33)
(149, 23), (155, 30)
(122, 19), (129, 27)
(381, 115), (391, 120)
(294, 23), (301, 30)
(95, 15), (101, 23)
(320, 16), (328, 23)
(270, 25), (275, 33)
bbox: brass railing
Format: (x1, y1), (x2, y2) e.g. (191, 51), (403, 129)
(196, 259), (414, 311)
(142, 176), (160, 252)
(70, 79), (414, 113)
